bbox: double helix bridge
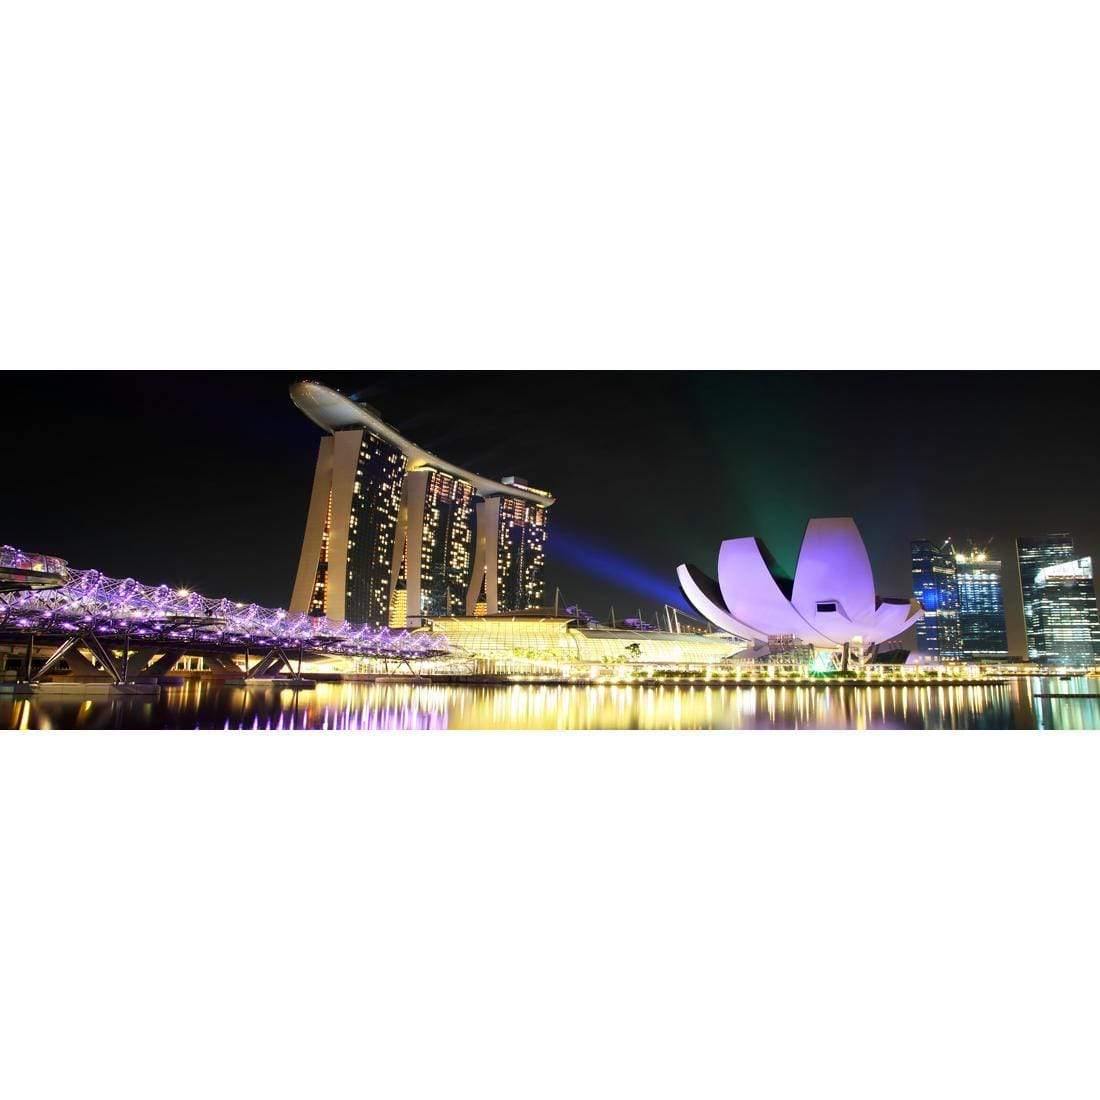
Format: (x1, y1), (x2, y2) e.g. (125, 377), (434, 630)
(0, 546), (449, 687)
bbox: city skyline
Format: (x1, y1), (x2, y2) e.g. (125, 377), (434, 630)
(3, 370), (1099, 654)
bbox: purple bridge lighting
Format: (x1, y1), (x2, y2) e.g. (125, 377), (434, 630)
(1, 545), (449, 684)
(0, 545), (70, 593)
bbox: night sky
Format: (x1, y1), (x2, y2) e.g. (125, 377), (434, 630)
(3, 370), (1096, 656)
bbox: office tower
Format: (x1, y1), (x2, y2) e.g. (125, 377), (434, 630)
(1016, 532), (1095, 660)
(954, 545), (1009, 660)
(289, 381), (554, 626)
(1017, 533), (1077, 662)
(911, 539), (963, 660)
(1027, 555), (1100, 667)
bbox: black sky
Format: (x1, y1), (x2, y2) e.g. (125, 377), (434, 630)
(3, 370), (1096, 656)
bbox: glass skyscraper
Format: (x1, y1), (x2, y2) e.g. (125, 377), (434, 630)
(911, 539), (963, 661)
(1017, 533), (1074, 633)
(1016, 534), (1099, 665)
(1017, 533), (1100, 666)
(953, 546), (1008, 660)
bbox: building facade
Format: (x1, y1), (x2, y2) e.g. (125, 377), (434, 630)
(427, 613), (744, 667)
(466, 490), (549, 616)
(1023, 551), (1100, 667)
(289, 381), (554, 627)
(296, 429), (407, 625)
(911, 540), (963, 661)
(1016, 534), (1078, 663)
(953, 546), (1009, 660)
(345, 432), (407, 625)
(389, 469), (477, 625)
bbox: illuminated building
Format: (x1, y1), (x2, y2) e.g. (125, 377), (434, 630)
(467, 487), (549, 616)
(391, 469), (476, 625)
(428, 613), (743, 666)
(953, 546), (1009, 660)
(388, 587), (408, 630)
(911, 540), (963, 661)
(291, 426), (406, 626)
(1016, 533), (1079, 662)
(678, 518), (921, 659)
(1024, 552), (1100, 667)
(289, 381), (554, 626)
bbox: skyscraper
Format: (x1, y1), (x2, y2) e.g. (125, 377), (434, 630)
(953, 545), (1009, 660)
(289, 381), (554, 626)
(911, 539), (963, 660)
(1016, 534), (1096, 664)
(1017, 536), (1100, 666)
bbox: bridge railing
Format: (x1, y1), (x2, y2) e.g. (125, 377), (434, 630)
(0, 546), (69, 577)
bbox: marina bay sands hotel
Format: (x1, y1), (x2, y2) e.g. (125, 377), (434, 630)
(288, 381), (554, 628)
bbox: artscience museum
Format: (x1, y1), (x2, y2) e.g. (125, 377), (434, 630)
(678, 518), (922, 662)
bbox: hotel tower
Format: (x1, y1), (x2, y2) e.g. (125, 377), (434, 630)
(289, 381), (554, 627)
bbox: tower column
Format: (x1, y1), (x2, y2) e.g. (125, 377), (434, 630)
(323, 429), (365, 623)
(467, 497), (501, 616)
(289, 436), (335, 615)
(390, 470), (431, 627)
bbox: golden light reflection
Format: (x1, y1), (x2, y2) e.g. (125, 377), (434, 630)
(3, 675), (1099, 731)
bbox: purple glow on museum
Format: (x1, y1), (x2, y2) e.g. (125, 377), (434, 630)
(677, 518), (921, 648)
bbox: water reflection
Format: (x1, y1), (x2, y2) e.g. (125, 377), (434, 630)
(5, 676), (1100, 731)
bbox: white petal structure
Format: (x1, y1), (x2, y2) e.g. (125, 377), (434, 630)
(677, 518), (922, 648)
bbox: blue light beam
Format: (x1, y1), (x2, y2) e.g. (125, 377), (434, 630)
(549, 526), (689, 610)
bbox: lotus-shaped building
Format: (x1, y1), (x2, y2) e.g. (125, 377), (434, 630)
(677, 518), (921, 652)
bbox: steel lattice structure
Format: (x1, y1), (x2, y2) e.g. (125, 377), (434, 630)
(0, 545), (448, 661)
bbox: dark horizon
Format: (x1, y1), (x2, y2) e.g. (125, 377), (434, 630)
(3, 370), (1097, 656)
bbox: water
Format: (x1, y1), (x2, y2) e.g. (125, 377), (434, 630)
(4, 676), (1100, 730)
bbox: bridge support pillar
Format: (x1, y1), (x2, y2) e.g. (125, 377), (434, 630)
(30, 632), (124, 685)
(55, 644), (105, 678)
(124, 650), (184, 679)
(205, 653), (243, 674)
(245, 646), (294, 679)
